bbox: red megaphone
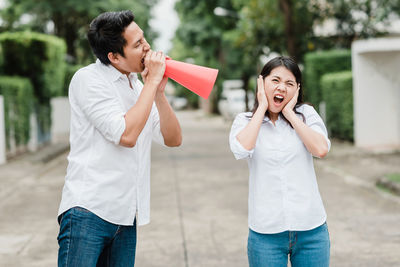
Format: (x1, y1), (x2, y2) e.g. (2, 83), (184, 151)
(164, 58), (219, 100)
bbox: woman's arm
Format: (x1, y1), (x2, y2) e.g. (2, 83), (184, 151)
(236, 76), (268, 150)
(282, 89), (329, 158)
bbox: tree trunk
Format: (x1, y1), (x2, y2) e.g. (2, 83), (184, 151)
(53, 12), (77, 60)
(279, 0), (296, 59)
(242, 73), (250, 112)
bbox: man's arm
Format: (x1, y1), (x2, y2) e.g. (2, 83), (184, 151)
(119, 51), (165, 147)
(154, 82), (182, 147)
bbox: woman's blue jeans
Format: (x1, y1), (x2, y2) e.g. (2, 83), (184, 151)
(57, 207), (137, 267)
(248, 222), (330, 267)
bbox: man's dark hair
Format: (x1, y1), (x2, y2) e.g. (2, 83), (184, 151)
(87, 10), (135, 65)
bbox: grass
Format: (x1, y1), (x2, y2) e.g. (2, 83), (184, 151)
(385, 173), (400, 184)
(376, 183), (392, 194)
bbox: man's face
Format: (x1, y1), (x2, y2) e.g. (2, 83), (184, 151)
(114, 21), (150, 74)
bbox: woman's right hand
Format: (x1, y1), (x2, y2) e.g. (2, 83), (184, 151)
(257, 75), (268, 112)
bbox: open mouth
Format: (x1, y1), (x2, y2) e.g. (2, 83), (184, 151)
(273, 95), (284, 104)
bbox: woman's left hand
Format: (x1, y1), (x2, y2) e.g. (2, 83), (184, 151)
(282, 85), (300, 117)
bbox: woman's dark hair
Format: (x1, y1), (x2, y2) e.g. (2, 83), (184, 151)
(87, 10), (135, 65)
(251, 56), (305, 125)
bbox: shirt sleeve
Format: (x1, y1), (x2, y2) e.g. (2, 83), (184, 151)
(150, 104), (166, 146)
(71, 69), (126, 145)
(302, 104), (331, 152)
(229, 113), (255, 160)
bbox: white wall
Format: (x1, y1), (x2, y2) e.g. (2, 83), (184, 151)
(352, 38), (400, 151)
(0, 96), (6, 164)
(51, 97), (70, 143)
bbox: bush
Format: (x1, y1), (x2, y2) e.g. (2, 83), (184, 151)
(0, 44), (3, 74)
(0, 76), (34, 148)
(304, 50), (351, 110)
(0, 31), (67, 100)
(0, 31), (67, 143)
(321, 71), (353, 141)
(63, 64), (84, 96)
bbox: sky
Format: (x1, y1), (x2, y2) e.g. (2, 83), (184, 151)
(149, 0), (180, 54)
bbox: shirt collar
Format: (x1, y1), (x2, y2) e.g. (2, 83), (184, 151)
(96, 59), (138, 82)
(263, 113), (286, 125)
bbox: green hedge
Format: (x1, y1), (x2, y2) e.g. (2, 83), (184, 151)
(0, 31), (67, 100)
(0, 76), (34, 148)
(0, 31), (67, 143)
(63, 64), (84, 96)
(0, 44), (3, 73)
(304, 50), (351, 110)
(321, 71), (353, 141)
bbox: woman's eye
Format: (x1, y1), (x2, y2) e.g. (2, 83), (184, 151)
(272, 79), (278, 82)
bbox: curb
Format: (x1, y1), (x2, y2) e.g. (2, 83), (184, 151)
(376, 177), (400, 196)
(29, 143), (70, 164)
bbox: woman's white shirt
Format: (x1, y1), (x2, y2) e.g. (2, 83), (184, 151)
(229, 104), (331, 234)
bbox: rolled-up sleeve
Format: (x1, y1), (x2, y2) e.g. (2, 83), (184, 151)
(72, 69), (126, 145)
(303, 105), (331, 152)
(229, 113), (254, 160)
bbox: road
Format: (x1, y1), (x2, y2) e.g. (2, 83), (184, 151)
(0, 110), (399, 266)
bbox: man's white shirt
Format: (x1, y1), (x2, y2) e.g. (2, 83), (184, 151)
(58, 59), (164, 226)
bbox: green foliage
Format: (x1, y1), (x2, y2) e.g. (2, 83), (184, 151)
(0, 76), (34, 147)
(321, 71), (353, 141)
(0, 45), (3, 73)
(0, 31), (67, 143)
(1, 0), (158, 64)
(0, 31), (67, 100)
(172, 0), (242, 112)
(63, 64), (84, 96)
(304, 50), (351, 109)
(386, 173), (400, 184)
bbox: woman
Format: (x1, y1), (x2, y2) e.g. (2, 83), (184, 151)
(229, 56), (330, 267)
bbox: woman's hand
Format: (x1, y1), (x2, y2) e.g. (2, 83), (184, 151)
(282, 85), (300, 118)
(257, 75), (268, 112)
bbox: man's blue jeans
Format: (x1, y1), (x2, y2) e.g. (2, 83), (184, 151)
(57, 207), (137, 267)
(248, 222), (330, 267)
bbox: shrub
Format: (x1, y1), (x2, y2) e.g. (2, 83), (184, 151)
(0, 76), (34, 148)
(63, 64), (84, 96)
(321, 71), (353, 141)
(0, 44), (3, 73)
(0, 31), (67, 100)
(0, 31), (67, 143)
(304, 50), (351, 110)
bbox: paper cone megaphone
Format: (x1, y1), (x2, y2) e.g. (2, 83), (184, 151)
(165, 58), (219, 100)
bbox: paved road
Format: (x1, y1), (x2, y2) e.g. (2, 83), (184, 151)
(0, 110), (399, 266)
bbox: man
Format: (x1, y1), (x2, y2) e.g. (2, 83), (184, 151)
(57, 10), (182, 266)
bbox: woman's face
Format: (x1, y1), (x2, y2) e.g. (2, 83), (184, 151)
(263, 66), (298, 115)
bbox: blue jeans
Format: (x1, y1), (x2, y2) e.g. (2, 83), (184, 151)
(57, 207), (137, 267)
(248, 222), (330, 267)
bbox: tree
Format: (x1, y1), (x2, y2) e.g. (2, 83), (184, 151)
(171, 0), (240, 111)
(317, 0), (400, 47)
(0, 0), (158, 64)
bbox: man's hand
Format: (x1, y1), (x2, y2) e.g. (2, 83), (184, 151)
(141, 50), (165, 87)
